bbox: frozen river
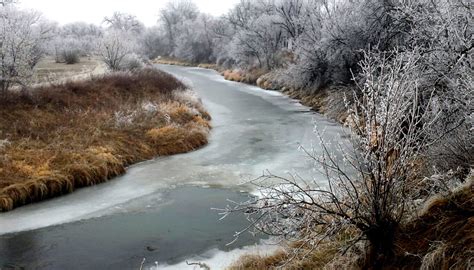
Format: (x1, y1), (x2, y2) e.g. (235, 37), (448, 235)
(0, 65), (347, 269)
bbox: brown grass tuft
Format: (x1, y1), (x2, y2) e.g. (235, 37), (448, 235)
(228, 233), (352, 270)
(391, 178), (474, 269)
(0, 68), (211, 211)
(153, 57), (196, 67)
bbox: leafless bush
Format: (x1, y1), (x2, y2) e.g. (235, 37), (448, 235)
(120, 53), (145, 72)
(61, 49), (80, 64)
(98, 30), (136, 71)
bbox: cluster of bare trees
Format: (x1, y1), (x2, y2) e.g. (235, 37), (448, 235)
(48, 22), (103, 64)
(0, 2), (150, 90)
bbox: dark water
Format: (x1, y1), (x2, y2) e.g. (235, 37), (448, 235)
(0, 187), (257, 270)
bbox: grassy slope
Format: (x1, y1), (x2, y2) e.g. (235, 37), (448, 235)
(0, 69), (211, 211)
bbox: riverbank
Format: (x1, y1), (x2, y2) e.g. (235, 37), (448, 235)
(154, 59), (349, 125)
(0, 69), (211, 212)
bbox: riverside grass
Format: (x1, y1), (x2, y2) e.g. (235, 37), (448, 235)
(0, 69), (211, 212)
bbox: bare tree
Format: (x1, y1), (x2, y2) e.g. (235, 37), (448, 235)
(173, 14), (215, 63)
(98, 30), (136, 71)
(103, 12), (145, 35)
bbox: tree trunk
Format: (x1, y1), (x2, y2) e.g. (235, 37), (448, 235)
(365, 220), (397, 269)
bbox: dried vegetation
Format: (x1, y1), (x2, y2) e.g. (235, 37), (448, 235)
(0, 69), (211, 211)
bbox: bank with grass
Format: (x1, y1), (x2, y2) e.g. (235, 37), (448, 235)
(154, 59), (349, 125)
(0, 69), (211, 211)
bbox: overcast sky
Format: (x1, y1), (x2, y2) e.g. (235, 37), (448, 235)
(19, 0), (240, 26)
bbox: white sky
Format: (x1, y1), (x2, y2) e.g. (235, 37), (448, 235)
(18, 0), (240, 26)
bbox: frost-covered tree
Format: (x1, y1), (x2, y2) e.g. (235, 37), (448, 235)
(141, 26), (167, 59)
(46, 22), (104, 64)
(0, 6), (51, 92)
(225, 0), (292, 69)
(159, 0), (199, 55)
(230, 13), (286, 69)
(98, 30), (136, 71)
(103, 12), (145, 35)
(282, 0), (409, 89)
(173, 14), (215, 63)
(99, 12), (146, 71)
(274, 0), (308, 43)
(392, 0), (474, 177)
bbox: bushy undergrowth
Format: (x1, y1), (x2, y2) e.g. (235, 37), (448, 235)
(228, 174), (473, 270)
(0, 69), (211, 211)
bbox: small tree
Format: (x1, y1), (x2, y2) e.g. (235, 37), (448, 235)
(98, 30), (135, 71)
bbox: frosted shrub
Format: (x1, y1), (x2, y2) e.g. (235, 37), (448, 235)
(98, 30), (137, 71)
(173, 89), (201, 108)
(0, 6), (49, 92)
(61, 49), (80, 64)
(120, 53), (145, 71)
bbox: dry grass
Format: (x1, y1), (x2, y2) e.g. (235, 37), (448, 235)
(153, 57), (196, 67)
(228, 231), (357, 270)
(153, 58), (219, 71)
(0, 69), (211, 211)
(198, 63), (218, 70)
(229, 245), (341, 270)
(391, 177), (474, 270)
(222, 68), (267, 85)
(32, 56), (105, 85)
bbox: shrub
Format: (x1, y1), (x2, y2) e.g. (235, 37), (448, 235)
(120, 53), (145, 71)
(61, 49), (80, 64)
